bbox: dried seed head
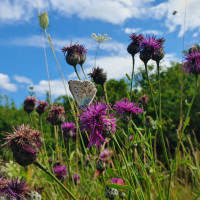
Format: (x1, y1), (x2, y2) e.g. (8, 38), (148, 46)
(88, 67), (107, 86)
(46, 105), (66, 125)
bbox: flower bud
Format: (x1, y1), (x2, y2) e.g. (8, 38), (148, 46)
(96, 158), (106, 173)
(39, 12), (49, 30)
(24, 97), (37, 114)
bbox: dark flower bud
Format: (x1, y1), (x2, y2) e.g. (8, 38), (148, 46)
(36, 100), (49, 115)
(73, 174), (80, 185)
(66, 53), (80, 67)
(88, 67), (107, 86)
(152, 48), (165, 63)
(24, 97), (37, 114)
(46, 105), (66, 125)
(1, 124), (42, 166)
(96, 158), (106, 173)
(119, 192), (126, 199)
(105, 187), (118, 200)
(127, 33), (144, 56)
(144, 116), (154, 128)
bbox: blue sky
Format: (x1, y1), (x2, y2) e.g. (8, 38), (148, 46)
(0, 0), (199, 107)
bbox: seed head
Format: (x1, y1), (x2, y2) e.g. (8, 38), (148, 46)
(88, 67), (107, 86)
(1, 124), (42, 166)
(46, 105), (66, 125)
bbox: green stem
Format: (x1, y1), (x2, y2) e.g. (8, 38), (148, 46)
(130, 55), (135, 94)
(168, 75), (199, 199)
(112, 135), (142, 200)
(94, 43), (100, 67)
(103, 83), (108, 104)
(34, 161), (77, 200)
(74, 65), (81, 80)
(28, 113), (32, 123)
(144, 62), (158, 119)
(157, 61), (162, 122)
(80, 64), (88, 79)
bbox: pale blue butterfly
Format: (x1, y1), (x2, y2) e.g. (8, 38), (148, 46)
(68, 80), (97, 107)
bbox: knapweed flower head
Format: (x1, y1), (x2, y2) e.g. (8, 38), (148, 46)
(36, 100), (49, 115)
(152, 37), (165, 63)
(62, 43), (86, 67)
(182, 48), (200, 76)
(73, 174), (80, 185)
(46, 105), (66, 125)
(113, 98), (143, 124)
(23, 97), (37, 114)
(110, 178), (124, 185)
(140, 35), (162, 63)
(138, 94), (149, 106)
(127, 33), (144, 56)
(0, 177), (30, 200)
(91, 33), (111, 43)
(88, 67), (107, 86)
(53, 165), (68, 181)
(61, 122), (76, 138)
(79, 100), (117, 148)
(129, 135), (133, 141)
(1, 124), (42, 166)
(100, 150), (110, 159)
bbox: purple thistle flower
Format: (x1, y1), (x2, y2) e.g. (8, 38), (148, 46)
(46, 105), (66, 125)
(61, 122), (76, 138)
(79, 100), (118, 148)
(53, 165), (68, 181)
(23, 97), (37, 114)
(110, 178), (124, 185)
(140, 35), (162, 63)
(0, 177), (30, 200)
(127, 33), (144, 56)
(1, 124), (42, 166)
(100, 150), (110, 159)
(73, 174), (80, 185)
(182, 50), (200, 76)
(36, 100), (49, 115)
(113, 98), (143, 124)
(129, 136), (133, 141)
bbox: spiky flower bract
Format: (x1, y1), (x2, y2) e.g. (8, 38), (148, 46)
(79, 100), (117, 148)
(140, 35), (161, 63)
(182, 48), (200, 76)
(36, 100), (49, 115)
(46, 105), (66, 125)
(1, 124), (42, 166)
(0, 177), (30, 200)
(61, 122), (76, 138)
(127, 33), (144, 56)
(113, 98), (143, 124)
(88, 67), (107, 87)
(62, 43), (86, 67)
(23, 97), (37, 114)
(152, 37), (165, 63)
(53, 165), (68, 181)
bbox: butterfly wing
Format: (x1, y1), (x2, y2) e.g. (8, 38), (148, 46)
(68, 80), (97, 107)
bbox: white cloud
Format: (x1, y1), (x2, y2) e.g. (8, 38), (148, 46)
(69, 53), (179, 80)
(0, 0), (49, 24)
(33, 79), (71, 97)
(0, 73), (17, 92)
(13, 75), (33, 85)
(193, 32), (199, 38)
(151, 0), (200, 36)
(124, 28), (141, 34)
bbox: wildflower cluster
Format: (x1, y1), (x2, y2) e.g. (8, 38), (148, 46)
(91, 33), (111, 43)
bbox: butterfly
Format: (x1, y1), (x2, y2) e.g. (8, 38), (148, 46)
(68, 80), (97, 107)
